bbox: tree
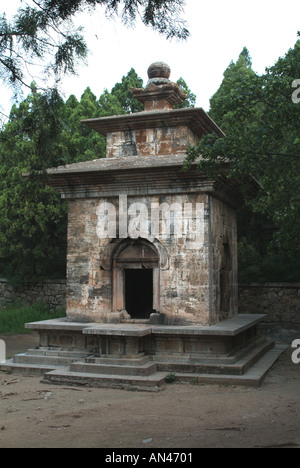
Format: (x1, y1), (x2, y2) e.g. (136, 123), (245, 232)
(0, 89), (68, 281)
(111, 68), (144, 113)
(98, 89), (126, 117)
(62, 87), (106, 162)
(175, 77), (196, 109)
(208, 47), (261, 129)
(185, 40), (300, 282)
(0, 0), (189, 98)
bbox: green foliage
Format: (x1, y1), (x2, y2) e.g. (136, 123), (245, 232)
(0, 0), (189, 96)
(36, 0), (190, 40)
(111, 68), (144, 113)
(62, 87), (106, 163)
(165, 373), (176, 383)
(209, 47), (262, 132)
(238, 238), (300, 283)
(175, 77), (196, 109)
(0, 301), (64, 335)
(0, 7), (87, 97)
(0, 88), (68, 281)
(186, 42), (300, 282)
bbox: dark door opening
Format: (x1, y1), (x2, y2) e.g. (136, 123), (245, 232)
(125, 269), (153, 319)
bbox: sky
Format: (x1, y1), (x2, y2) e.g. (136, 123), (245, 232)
(1, 0), (300, 116)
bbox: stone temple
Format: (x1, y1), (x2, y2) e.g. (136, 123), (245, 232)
(1, 62), (285, 389)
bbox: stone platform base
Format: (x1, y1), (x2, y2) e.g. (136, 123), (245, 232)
(0, 315), (286, 391)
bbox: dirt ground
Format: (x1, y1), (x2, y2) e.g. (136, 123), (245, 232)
(0, 324), (300, 449)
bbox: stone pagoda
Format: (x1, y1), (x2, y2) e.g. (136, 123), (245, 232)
(1, 62), (284, 389)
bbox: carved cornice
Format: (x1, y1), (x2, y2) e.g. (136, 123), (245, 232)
(81, 107), (225, 139)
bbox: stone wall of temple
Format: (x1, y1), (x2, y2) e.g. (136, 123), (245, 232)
(65, 193), (214, 325)
(64, 188), (241, 325)
(66, 198), (112, 323)
(106, 125), (199, 158)
(210, 195), (239, 324)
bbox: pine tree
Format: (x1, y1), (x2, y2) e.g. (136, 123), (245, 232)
(111, 69), (144, 114)
(186, 40), (300, 282)
(0, 0), (189, 96)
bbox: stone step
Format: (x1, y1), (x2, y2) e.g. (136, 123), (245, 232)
(12, 347), (89, 368)
(122, 319), (150, 324)
(41, 345), (286, 390)
(156, 338), (274, 376)
(70, 360), (157, 376)
(0, 359), (57, 376)
(173, 345), (287, 387)
(237, 337), (275, 374)
(85, 355), (150, 366)
(25, 347), (88, 358)
(13, 353), (80, 367)
(42, 369), (166, 392)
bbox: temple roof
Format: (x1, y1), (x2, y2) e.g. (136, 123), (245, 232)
(81, 107), (224, 139)
(44, 154), (190, 176)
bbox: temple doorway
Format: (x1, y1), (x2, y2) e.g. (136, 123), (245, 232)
(112, 238), (160, 318)
(125, 269), (153, 319)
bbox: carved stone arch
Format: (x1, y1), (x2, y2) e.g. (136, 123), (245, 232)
(100, 237), (169, 271)
(112, 238), (160, 270)
(153, 238), (169, 270)
(100, 239), (120, 271)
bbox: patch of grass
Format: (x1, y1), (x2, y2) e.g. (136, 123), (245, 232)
(190, 377), (199, 385)
(165, 373), (176, 384)
(0, 301), (65, 335)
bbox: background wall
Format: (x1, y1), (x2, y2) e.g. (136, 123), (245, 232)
(0, 279), (299, 324)
(238, 283), (300, 324)
(0, 279), (66, 310)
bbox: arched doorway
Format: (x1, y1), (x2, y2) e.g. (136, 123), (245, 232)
(112, 239), (160, 319)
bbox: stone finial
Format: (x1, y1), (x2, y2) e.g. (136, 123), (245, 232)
(131, 61), (187, 111)
(147, 62), (171, 86)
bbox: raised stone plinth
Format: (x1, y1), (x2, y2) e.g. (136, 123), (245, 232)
(0, 314), (286, 389)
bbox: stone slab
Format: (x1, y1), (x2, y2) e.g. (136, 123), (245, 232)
(0, 359), (57, 376)
(25, 314), (265, 337)
(82, 324), (152, 337)
(70, 360), (157, 376)
(25, 318), (96, 331)
(151, 314), (265, 336)
(43, 369), (167, 392)
(44, 154), (190, 176)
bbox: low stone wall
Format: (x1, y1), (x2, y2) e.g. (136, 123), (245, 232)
(0, 279), (299, 322)
(239, 283), (300, 324)
(0, 278), (66, 310)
